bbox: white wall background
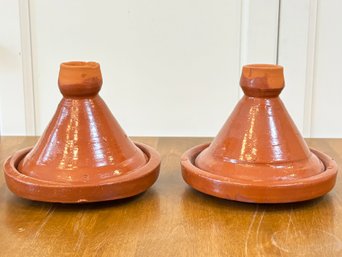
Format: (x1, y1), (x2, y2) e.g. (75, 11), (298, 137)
(1, 0), (341, 137)
(0, 0), (26, 135)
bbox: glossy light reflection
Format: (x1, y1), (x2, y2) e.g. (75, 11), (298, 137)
(58, 102), (80, 170)
(239, 103), (259, 161)
(85, 100), (107, 167)
(266, 99), (282, 161)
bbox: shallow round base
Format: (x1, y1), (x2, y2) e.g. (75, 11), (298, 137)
(4, 143), (160, 203)
(181, 143), (337, 203)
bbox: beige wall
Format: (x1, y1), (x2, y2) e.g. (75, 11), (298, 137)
(1, 0), (341, 137)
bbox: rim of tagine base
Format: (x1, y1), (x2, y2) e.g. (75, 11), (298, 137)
(181, 143), (337, 203)
(4, 142), (160, 203)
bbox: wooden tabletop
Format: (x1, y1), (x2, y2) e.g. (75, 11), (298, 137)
(0, 137), (341, 257)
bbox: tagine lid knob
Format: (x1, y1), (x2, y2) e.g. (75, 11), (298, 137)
(240, 64), (284, 97)
(58, 61), (103, 97)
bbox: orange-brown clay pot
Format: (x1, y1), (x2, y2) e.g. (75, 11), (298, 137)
(3, 61), (160, 203)
(181, 64), (337, 203)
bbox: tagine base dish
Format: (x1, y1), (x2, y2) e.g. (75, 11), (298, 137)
(4, 142), (160, 203)
(181, 143), (337, 203)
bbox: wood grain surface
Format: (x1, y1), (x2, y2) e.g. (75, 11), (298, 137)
(0, 137), (341, 257)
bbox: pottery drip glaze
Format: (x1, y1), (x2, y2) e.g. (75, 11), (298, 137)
(181, 64), (337, 203)
(3, 61), (160, 203)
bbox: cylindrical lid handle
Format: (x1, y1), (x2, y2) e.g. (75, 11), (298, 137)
(58, 61), (102, 97)
(240, 64), (284, 97)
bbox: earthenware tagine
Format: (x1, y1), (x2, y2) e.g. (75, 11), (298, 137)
(4, 61), (160, 203)
(181, 64), (337, 203)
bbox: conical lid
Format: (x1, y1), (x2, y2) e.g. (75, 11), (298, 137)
(195, 64), (324, 182)
(18, 61), (147, 184)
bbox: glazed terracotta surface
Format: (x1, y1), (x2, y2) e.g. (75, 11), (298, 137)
(4, 61), (160, 203)
(181, 64), (338, 203)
